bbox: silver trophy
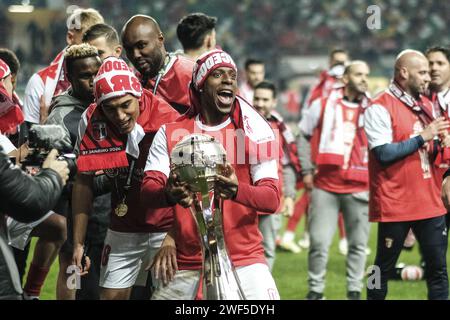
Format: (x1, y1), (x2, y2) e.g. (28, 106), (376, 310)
(170, 133), (246, 300)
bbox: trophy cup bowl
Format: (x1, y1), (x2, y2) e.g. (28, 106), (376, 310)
(170, 133), (246, 300)
(170, 133), (227, 191)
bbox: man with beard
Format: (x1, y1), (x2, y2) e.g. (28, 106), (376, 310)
(281, 49), (350, 255)
(253, 80), (300, 271)
(404, 47), (450, 256)
(298, 61), (371, 300)
(141, 49), (281, 300)
(72, 56), (179, 300)
(365, 50), (449, 300)
(304, 49), (349, 110)
(121, 15), (194, 114)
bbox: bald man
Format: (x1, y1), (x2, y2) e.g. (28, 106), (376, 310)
(365, 50), (449, 300)
(121, 15), (194, 114)
(298, 61), (371, 300)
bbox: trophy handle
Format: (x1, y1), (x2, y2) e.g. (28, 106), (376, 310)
(188, 179), (246, 300)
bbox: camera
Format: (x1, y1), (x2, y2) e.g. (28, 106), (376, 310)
(21, 125), (77, 178)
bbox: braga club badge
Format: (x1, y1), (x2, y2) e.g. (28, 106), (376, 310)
(92, 121), (107, 141)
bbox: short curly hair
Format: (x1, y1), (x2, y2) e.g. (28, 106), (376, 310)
(64, 43), (99, 75)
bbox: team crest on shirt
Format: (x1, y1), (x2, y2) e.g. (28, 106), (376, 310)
(243, 115), (253, 134)
(346, 110), (355, 121)
(104, 168), (119, 178)
(385, 238), (394, 248)
(92, 121), (107, 141)
(104, 167), (144, 182)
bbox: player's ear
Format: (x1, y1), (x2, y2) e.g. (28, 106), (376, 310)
(342, 74), (350, 85)
(205, 30), (216, 51)
(114, 45), (123, 58)
(158, 32), (164, 43)
(66, 30), (74, 45)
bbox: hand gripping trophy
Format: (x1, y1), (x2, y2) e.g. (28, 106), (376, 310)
(170, 133), (246, 300)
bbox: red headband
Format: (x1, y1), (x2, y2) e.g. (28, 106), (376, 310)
(94, 57), (142, 105)
(0, 59), (11, 80)
(192, 49), (237, 90)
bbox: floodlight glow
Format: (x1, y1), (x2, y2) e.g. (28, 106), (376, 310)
(8, 5), (34, 13)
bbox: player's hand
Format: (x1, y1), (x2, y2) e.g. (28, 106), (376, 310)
(282, 196), (295, 217)
(216, 163), (238, 199)
(165, 171), (194, 208)
(72, 244), (91, 276)
(303, 173), (314, 192)
(440, 131), (450, 148)
(39, 95), (49, 124)
(149, 235), (178, 286)
(42, 149), (69, 186)
(420, 117), (450, 142)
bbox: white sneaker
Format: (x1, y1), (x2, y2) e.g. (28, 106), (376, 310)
(298, 232), (310, 249)
(279, 240), (302, 254)
(339, 238), (348, 255)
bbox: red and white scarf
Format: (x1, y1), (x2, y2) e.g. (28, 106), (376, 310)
(77, 57), (145, 172)
(0, 59), (23, 134)
(389, 81), (435, 124)
(316, 88), (369, 182)
(37, 50), (70, 107)
(77, 57), (178, 172)
(389, 81), (443, 163)
(270, 111), (301, 174)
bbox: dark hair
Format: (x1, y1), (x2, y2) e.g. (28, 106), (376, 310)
(254, 80), (277, 98)
(82, 23), (120, 46)
(426, 46), (450, 63)
(177, 13), (217, 51)
(244, 58), (264, 70)
(0, 48), (20, 75)
(64, 43), (99, 76)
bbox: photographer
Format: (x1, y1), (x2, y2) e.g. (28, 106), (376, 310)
(0, 143), (69, 299)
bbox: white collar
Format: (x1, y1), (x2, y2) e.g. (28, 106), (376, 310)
(437, 88), (450, 108)
(125, 123), (145, 159)
(194, 114), (231, 131)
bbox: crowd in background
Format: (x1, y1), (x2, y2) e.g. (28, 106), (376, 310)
(1, 0), (449, 91)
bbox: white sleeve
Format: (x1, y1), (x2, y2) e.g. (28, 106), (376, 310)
(364, 104), (393, 150)
(23, 73), (44, 124)
(144, 125), (170, 177)
(298, 98), (321, 136)
(250, 159), (278, 183)
(0, 134), (16, 154)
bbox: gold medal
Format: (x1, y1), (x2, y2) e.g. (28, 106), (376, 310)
(115, 203), (128, 217)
